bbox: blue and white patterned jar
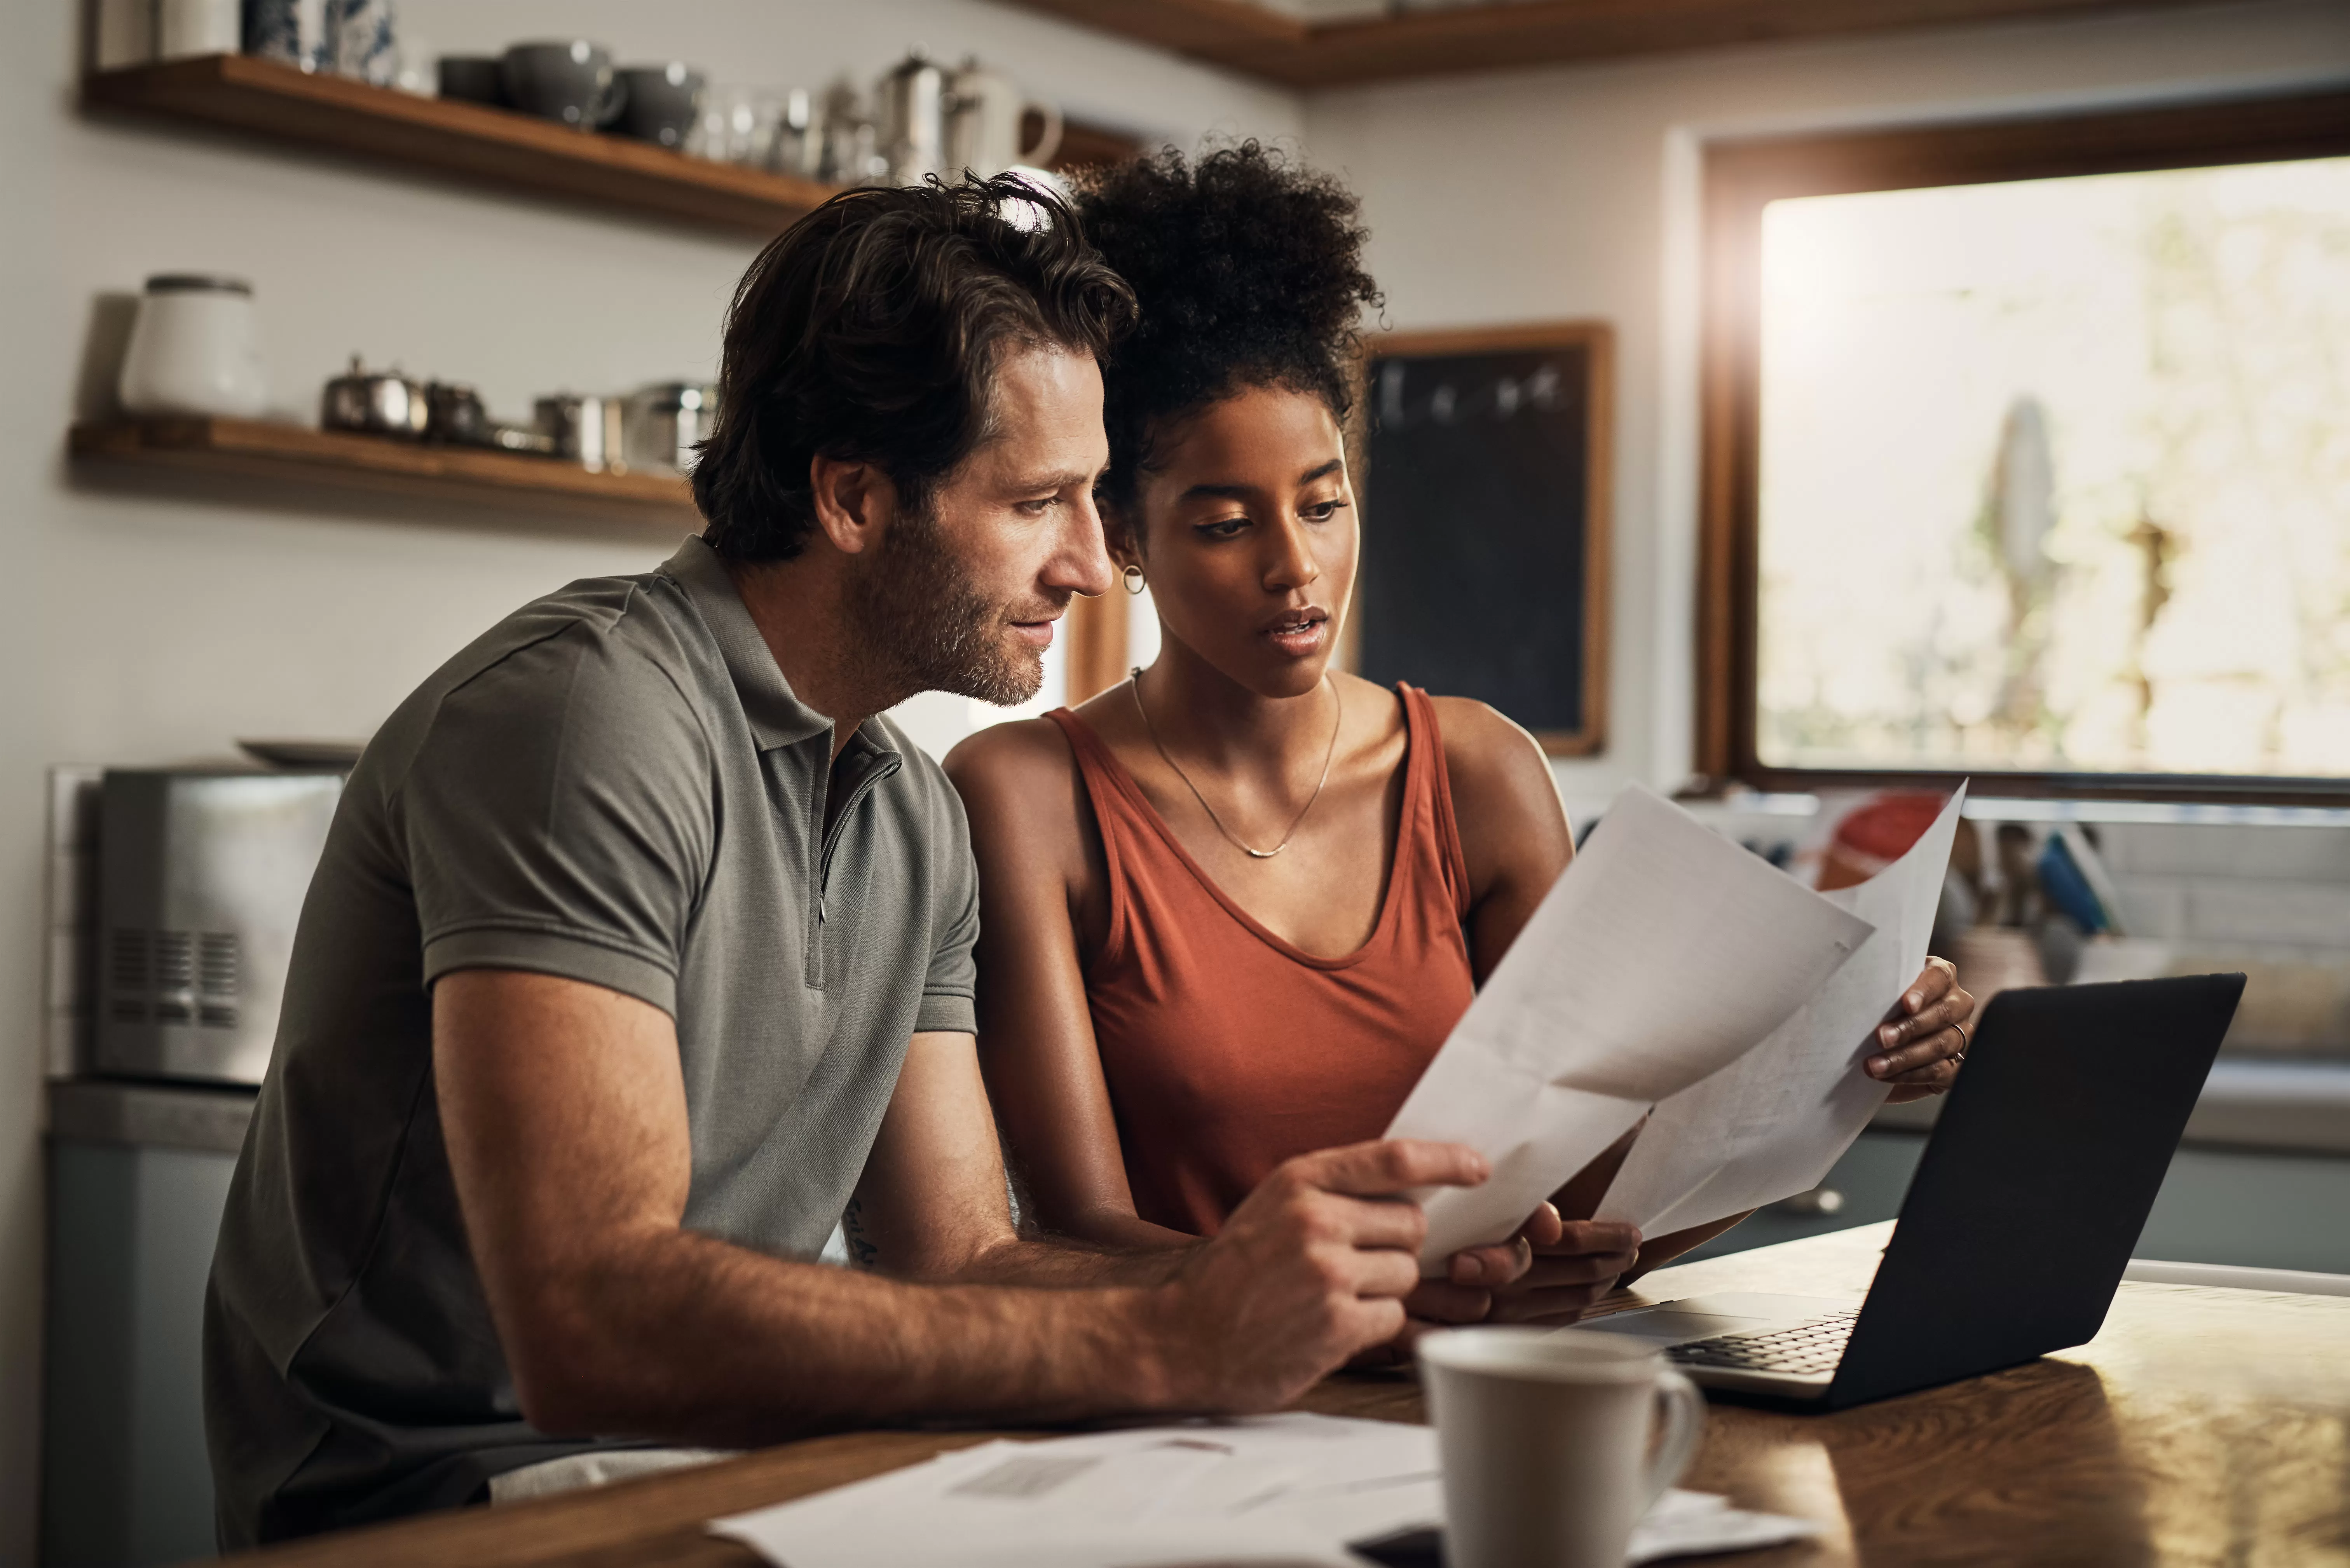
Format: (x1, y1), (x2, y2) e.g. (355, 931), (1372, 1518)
(326, 0), (398, 87)
(241, 0), (326, 72)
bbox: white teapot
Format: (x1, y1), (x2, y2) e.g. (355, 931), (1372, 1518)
(946, 59), (1061, 179)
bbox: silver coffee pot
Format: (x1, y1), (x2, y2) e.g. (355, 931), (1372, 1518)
(875, 49), (949, 187)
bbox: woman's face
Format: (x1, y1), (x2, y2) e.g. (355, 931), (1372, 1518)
(1115, 385), (1356, 700)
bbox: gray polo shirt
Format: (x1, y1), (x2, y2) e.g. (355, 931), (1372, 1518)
(204, 537), (978, 1546)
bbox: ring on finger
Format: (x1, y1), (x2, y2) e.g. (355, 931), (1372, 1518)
(1951, 1020), (1970, 1065)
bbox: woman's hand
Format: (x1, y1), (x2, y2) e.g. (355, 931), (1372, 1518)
(1465, 1202), (1642, 1326)
(1867, 957), (1976, 1103)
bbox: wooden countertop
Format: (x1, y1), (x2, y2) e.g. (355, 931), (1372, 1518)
(213, 1223), (2350, 1567)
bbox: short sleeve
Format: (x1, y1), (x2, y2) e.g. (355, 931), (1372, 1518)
(400, 624), (714, 1016)
(914, 782), (979, 1036)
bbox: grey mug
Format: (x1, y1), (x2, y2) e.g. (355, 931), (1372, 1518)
(499, 40), (625, 130)
(614, 63), (707, 149)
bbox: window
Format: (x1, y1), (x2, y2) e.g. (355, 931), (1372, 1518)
(1698, 91), (2350, 802)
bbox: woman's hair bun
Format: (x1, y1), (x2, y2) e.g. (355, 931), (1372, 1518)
(1074, 141), (1380, 515)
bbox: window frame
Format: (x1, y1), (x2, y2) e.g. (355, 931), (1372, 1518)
(1695, 87), (2350, 805)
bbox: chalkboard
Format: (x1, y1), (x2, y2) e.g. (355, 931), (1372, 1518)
(1357, 324), (1611, 754)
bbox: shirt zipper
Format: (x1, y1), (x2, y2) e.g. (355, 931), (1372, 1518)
(818, 753), (901, 914)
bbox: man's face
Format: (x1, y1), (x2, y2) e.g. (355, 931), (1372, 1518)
(847, 345), (1115, 706)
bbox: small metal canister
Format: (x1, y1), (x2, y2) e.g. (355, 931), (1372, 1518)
(321, 355), (428, 439)
(534, 394), (627, 473)
(424, 381), (489, 446)
(623, 383), (719, 474)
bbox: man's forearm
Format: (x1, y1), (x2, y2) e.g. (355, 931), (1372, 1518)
(947, 1231), (1192, 1289)
(508, 1226), (1192, 1448)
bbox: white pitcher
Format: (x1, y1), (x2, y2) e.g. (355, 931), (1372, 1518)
(946, 59), (1062, 179)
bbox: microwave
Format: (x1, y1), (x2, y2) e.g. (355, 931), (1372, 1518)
(96, 768), (343, 1086)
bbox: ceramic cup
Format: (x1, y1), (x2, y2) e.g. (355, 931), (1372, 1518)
(435, 55), (503, 106)
(614, 62), (705, 149)
(1418, 1327), (1706, 1568)
(498, 40), (624, 130)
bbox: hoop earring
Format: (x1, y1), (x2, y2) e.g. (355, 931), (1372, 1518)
(1121, 564), (1146, 596)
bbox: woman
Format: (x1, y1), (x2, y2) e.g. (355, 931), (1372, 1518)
(946, 145), (1971, 1327)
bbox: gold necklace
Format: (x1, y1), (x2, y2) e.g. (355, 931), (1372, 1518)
(1129, 667), (1342, 860)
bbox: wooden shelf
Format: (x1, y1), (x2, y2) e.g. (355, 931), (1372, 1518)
(1008, 0), (2269, 86)
(70, 417), (700, 529)
(82, 54), (841, 237)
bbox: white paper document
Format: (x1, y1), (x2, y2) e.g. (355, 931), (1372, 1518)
(709, 1415), (1439, 1568)
(1384, 784), (1875, 1266)
(707, 1413), (1818, 1568)
(1596, 786), (1967, 1235)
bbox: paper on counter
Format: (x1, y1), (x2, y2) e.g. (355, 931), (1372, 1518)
(1596, 785), (1967, 1236)
(1385, 783), (1875, 1266)
(707, 1413), (1819, 1568)
(707, 1414), (1440, 1568)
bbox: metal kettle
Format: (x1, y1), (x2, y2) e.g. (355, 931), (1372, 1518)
(875, 49), (950, 187)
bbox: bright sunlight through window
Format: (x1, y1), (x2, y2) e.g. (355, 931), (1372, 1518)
(1756, 156), (2350, 780)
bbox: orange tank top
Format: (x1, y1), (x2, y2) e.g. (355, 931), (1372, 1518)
(1046, 685), (1477, 1237)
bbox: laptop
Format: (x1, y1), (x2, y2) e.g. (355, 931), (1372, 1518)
(1575, 973), (2245, 1410)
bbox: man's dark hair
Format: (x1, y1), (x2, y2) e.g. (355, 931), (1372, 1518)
(1071, 143), (1381, 523)
(694, 175), (1137, 562)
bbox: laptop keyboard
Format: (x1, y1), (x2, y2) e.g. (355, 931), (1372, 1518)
(1665, 1310), (1860, 1376)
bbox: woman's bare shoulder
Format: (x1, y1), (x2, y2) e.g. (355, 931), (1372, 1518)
(1424, 694), (1548, 775)
(1422, 694), (1568, 833)
(942, 717), (1084, 836)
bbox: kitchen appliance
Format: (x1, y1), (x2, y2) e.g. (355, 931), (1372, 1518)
(946, 59), (1062, 178)
(616, 62), (705, 148)
(117, 274), (268, 419)
(536, 393), (626, 472)
(95, 768), (344, 1087)
(44, 1080), (253, 1566)
(322, 354), (428, 438)
(424, 379), (489, 445)
(876, 49), (951, 185)
(623, 382), (718, 473)
(500, 40), (625, 129)
(243, 0), (327, 71)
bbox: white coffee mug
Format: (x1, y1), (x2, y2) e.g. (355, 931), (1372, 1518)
(1419, 1327), (1706, 1568)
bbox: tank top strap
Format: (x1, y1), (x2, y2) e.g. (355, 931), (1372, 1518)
(1044, 706), (1142, 965)
(1397, 684), (1474, 924)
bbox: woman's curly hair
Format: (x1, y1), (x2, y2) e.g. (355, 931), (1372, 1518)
(1073, 142), (1381, 532)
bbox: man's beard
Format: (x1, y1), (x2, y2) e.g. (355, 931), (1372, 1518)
(845, 505), (1059, 708)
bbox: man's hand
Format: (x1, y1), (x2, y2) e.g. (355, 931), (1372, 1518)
(1867, 957), (1976, 1103)
(1153, 1140), (1488, 1410)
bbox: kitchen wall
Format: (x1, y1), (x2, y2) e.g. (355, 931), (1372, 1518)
(1298, 0), (2350, 810)
(0, 3), (1297, 1558)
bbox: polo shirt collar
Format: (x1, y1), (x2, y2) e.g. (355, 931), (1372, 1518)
(660, 536), (833, 750)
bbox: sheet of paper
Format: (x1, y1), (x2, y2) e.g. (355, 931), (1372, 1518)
(1385, 783), (1875, 1266)
(1596, 785), (1967, 1236)
(707, 1415), (1439, 1568)
(707, 1413), (1819, 1568)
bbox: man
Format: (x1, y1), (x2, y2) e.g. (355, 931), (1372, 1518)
(204, 176), (1526, 1546)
